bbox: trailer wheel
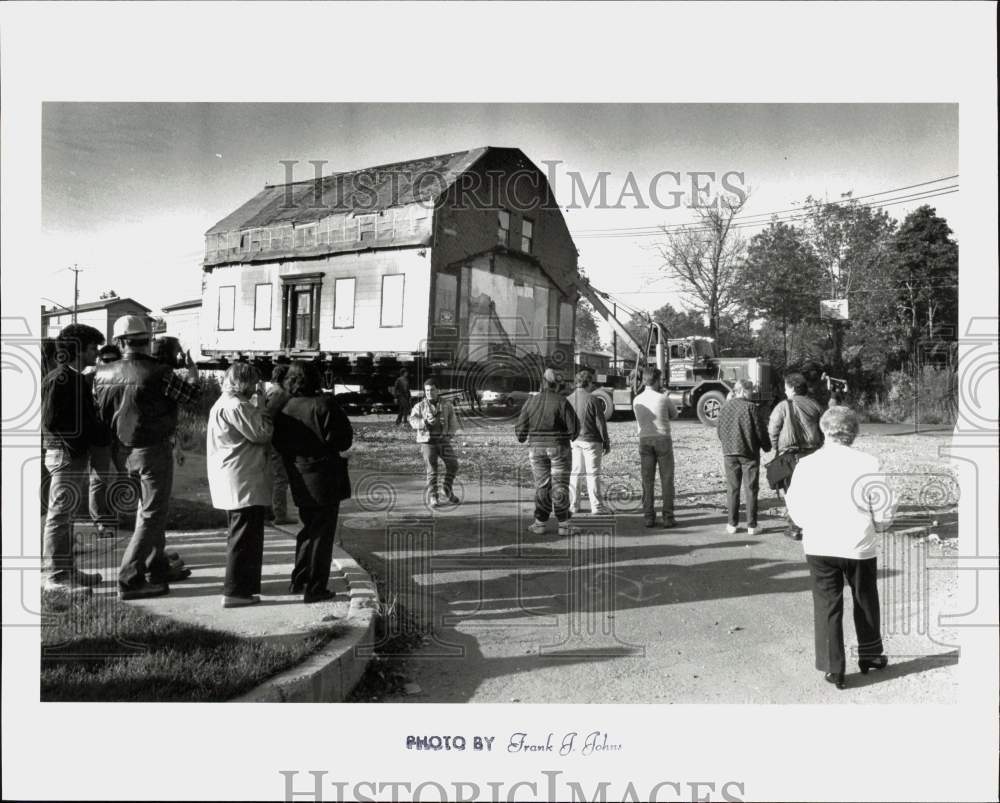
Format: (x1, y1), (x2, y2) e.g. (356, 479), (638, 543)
(696, 390), (727, 427)
(592, 390), (615, 421)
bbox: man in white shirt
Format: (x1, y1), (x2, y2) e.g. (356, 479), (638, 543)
(632, 367), (679, 528)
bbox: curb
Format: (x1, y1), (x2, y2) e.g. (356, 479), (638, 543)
(230, 542), (379, 703)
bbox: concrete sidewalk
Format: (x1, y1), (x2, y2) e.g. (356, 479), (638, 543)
(81, 521), (377, 702)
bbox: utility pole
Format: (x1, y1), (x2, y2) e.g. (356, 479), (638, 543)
(612, 302), (618, 371)
(68, 264), (83, 323)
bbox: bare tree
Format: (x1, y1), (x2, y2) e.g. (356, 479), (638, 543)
(656, 195), (748, 342)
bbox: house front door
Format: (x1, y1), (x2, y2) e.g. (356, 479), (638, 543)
(293, 287), (312, 349)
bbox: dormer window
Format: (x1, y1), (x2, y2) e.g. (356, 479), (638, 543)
(521, 218), (533, 254)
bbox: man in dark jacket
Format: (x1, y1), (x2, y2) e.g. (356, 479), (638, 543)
(41, 324), (108, 594)
(717, 379), (772, 535)
(93, 315), (201, 600)
(515, 368), (580, 535)
(272, 361), (354, 603)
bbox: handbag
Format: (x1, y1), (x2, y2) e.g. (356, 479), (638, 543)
(765, 400), (806, 491)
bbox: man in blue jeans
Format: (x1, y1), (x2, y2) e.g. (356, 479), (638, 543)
(408, 378), (460, 508)
(93, 315), (202, 600)
(632, 368), (678, 528)
(41, 324), (109, 595)
(515, 368), (580, 536)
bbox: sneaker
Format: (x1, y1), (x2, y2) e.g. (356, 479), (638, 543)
(528, 519), (548, 535)
(42, 576), (94, 596)
(747, 526), (760, 536)
(644, 518), (657, 528)
(151, 565), (192, 583)
(568, 506), (579, 516)
(557, 523), (580, 537)
(662, 518), (677, 529)
(221, 595), (261, 608)
(445, 493), (460, 505)
(726, 524), (739, 535)
(69, 568), (103, 586)
(428, 497), (441, 509)
(118, 581), (169, 601)
(592, 507), (613, 516)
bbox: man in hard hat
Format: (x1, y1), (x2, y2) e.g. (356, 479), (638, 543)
(93, 314), (202, 600)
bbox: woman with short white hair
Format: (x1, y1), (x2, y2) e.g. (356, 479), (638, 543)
(785, 405), (890, 690)
(207, 363), (274, 608)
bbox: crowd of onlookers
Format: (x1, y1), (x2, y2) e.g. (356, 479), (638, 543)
(41, 317), (891, 687)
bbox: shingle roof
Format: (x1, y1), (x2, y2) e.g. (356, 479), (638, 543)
(161, 299), (202, 312)
(205, 147), (490, 236)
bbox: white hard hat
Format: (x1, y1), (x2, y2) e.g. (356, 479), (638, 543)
(112, 314), (149, 340)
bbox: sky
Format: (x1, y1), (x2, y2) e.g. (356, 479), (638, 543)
(41, 103), (959, 334)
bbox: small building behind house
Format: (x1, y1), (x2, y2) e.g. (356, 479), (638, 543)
(41, 296), (153, 343)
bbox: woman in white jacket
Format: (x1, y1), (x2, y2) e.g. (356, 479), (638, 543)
(207, 363), (274, 608)
(786, 405), (891, 690)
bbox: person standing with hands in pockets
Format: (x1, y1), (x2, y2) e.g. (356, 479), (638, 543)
(409, 378), (460, 509)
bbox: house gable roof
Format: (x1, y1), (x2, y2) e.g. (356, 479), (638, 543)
(205, 147), (492, 236)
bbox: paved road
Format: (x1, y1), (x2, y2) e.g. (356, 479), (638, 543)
(337, 470), (959, 704)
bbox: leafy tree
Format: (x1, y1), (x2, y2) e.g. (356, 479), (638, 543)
(740, 221), (824, 367)
(890, 205), (959, 364)
(799, 196), (897, 373)
(575, 299), (604, 352)
(99, 289), (118, 299)
(656, 195), (748, 341)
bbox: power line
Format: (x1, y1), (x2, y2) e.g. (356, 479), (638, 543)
(571, 174), (959, 236)
(573, 186), (958, 240)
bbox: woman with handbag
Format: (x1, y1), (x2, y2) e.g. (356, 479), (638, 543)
(272, 361), (354, 604)
(766, 373), (824, 540)
(785, 406), (890, 690)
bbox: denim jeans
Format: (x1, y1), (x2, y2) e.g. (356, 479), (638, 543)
(118, 442), (174, 589)
(723, 455), (760, 528)
(569, 441), (607, 513)
(420, 440), (459, 498)
(88, 442), (132, 524)
(528, 444), (572, 522)
(639, 436), (675, 522)
(41, 449), (89, 579)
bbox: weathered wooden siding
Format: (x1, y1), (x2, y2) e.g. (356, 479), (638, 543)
(201, 247), (432, 355)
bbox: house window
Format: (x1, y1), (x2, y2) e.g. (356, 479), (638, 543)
(333, 277), (356, 328)
(380, 274), (405, 327)
(357, 214), (376, 242)
(271, 225), (292, 250)
(218, 285), (236, 331)
(249, 229), (264, 252)
(521, 218), (533, 254)
(559, 301), (574, 342)
(497, 210), (510, 246)
(253, 283), (272, 330)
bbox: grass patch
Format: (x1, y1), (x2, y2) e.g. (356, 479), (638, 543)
(41, 591), (336, 702)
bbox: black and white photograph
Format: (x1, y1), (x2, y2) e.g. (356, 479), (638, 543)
(2, 3), (997, 803)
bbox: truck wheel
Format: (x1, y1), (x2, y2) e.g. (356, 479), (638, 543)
(696, 390), (727, 426)
(592, 390), (615, 421)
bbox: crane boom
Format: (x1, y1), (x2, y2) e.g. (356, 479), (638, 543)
(571, 274), (647, 361)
